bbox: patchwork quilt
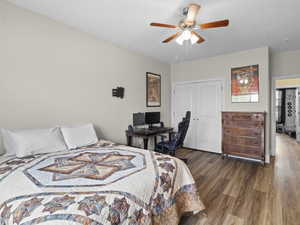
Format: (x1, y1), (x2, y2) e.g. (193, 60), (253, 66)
(0, 141), (205, 225)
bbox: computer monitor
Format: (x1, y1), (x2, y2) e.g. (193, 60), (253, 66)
(133, 113), (145, 126)
(145, 112), (160, 125)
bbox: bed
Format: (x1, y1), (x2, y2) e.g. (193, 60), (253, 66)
(0, 140), (205, 225)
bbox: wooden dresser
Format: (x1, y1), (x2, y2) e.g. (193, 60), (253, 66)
(222, 112), (266, 163)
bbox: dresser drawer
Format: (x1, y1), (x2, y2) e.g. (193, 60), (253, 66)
(223, 144), (263, 160)
(222, 119), (264, 128)
(222, 113), (265, 128)
(223, 127), (261, 137)
(223, 134), (261, 147)
(222, 112), (264, 121)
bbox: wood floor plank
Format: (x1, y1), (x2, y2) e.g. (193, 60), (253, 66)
(179, 134), (300, 225)
(253, 164), (272, 193)
(244, 190), (266, 225)
(206, 194), (236, 225)
(222, 214), (244, 225)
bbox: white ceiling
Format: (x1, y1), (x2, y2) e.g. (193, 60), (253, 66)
(7, 0), (300, 63)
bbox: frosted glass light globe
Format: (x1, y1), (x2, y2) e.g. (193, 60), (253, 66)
(182, 30), (192, 40)
(190, 34), (199, 45)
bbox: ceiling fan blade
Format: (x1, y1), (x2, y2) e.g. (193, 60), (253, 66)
(150, 23), (178, 29)
(191, 31), (205, 44)
(185, 4), (200, 26)
(162, 32), (181, 43)
(200, 19), (229, 29)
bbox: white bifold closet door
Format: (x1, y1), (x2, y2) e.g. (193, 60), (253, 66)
(173, 81), (222, 153)
(173, 83), (194, 147)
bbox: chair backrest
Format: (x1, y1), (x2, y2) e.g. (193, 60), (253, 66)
(172, 111), (191, 148)
(180, 111), (191, 145)
(185, 111), (191, 121)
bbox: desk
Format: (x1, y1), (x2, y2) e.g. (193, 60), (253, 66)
(125, 126), (174, 149)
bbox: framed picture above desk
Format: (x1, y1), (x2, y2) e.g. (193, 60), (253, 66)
(146, 72), (161, 107)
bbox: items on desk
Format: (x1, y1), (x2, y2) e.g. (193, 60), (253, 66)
(133, 112), (161, 127)
(133, 113), (145, 126)
(126, 111), (173, 149)
(126, 125), (173, 149)
(145, 112), (160, 127)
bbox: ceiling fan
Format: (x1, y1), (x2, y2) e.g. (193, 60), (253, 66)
(150, 3), (229, 45)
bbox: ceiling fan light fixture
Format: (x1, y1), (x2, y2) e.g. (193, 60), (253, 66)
(181, 29), (192, 40)
(176, 35), (184, 45)
(176, 30), (199, 45)
(190, 33), (199, 45)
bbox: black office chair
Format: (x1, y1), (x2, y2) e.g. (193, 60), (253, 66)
(155, 111), (191, 157)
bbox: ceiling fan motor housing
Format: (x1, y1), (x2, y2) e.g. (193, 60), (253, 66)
(183, 4), (201, 27)
(178, 19), (188, 29)
(182, 7), (189, 16)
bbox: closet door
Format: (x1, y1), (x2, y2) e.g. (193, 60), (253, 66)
(173, 81), (222, 152)
(187, 84), (200, 149)
(173, 84), (193, 148)
(195, 81), (222, 153)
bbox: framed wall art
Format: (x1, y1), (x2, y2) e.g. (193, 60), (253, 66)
(146, 72), (161, 107)
(231, 64), (259, 103)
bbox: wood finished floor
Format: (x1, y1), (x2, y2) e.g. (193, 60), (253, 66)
(178, 134), (300, 225)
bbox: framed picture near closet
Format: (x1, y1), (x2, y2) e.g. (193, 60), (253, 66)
(231, 64), (259, 103)
(146, 72), (161, 107)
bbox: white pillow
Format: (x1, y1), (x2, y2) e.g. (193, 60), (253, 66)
(1, 128), (67, 158)
(1, 129), (17, 156)
(60, 124), (98, 149)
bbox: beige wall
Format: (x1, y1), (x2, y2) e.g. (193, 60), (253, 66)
(276, 78), (300, 88)
(0, 1), (171, 144)
(271, 50), (300, 76)
(171, 47), (271, 162)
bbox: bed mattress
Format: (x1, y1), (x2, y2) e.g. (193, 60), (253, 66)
(0, 141), (204, 225)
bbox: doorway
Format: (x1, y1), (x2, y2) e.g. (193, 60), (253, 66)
(172, 80), (224, 153)
(272, 75), (300, 156)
